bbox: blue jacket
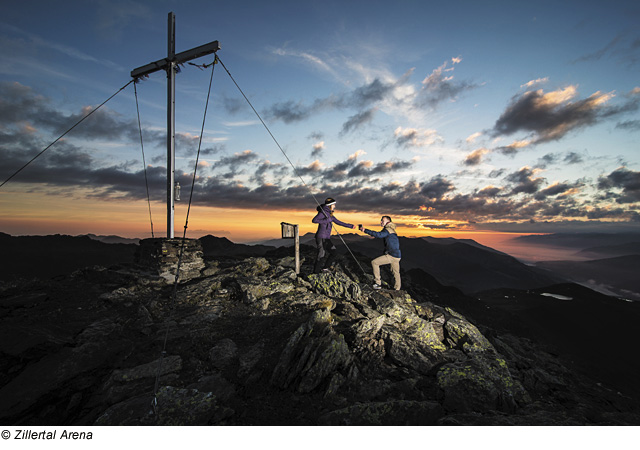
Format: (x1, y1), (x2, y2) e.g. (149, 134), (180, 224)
(364, 222), (401, 258)
(312, 205), (354, 239)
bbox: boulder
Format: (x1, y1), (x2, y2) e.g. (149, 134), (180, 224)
(308, 272), (362, 302)
(437, 356), (530, 413)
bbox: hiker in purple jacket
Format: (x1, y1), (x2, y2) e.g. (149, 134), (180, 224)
(312, 197), (355, 273)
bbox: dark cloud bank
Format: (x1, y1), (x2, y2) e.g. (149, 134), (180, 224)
(2, 79), (639, 233)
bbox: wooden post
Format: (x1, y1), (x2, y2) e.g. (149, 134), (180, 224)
(294, 224), (300, 275)
(281, 222), (300, 275)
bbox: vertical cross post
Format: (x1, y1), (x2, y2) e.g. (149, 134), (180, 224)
(167, 12), (176, 238)
(131, 12), (220, 239)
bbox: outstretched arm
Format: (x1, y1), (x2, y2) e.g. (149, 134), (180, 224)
(332, 216), (355, 229)
(364, 228), (390, 238)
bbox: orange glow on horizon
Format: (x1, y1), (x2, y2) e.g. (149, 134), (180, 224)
(1, 189), (540, 254)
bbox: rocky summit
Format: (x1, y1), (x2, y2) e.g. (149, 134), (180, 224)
(0, 241), (638, 426)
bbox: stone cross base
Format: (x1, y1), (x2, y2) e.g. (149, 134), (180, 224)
(135, 238), (205, 283)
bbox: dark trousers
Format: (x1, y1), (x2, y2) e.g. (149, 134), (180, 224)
(314, 236), (337, 273)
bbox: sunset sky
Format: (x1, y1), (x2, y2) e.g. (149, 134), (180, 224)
(1, 0), (639, 246)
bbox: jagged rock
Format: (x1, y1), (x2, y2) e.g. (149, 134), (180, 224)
(95, 386), (233, 425)
(238, 341), (264, 381)
(319, 400), (444, 425)
(110, 356), (182, 383)
(271, 309), (352, 393)
(437, 356), (530, 413)
(3, 245), (640, 426)
(75, 318), (121, 345)
(444, 317), (494, 353)
(234, 276), (295, 310)
(0, 341), (128, 421)
(209, 339), (238, 369)
(174, 277), (222, 304)
(230, 257), (271, 277)
(308, 272), (362, 302)
(383, 322), (448, 375)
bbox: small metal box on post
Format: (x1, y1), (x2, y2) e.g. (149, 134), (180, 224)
(280, 222), (300, 274)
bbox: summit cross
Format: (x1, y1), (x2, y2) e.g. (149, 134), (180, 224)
(131, 12), (220, 238)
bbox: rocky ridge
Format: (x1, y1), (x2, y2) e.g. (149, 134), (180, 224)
(0, 244), (638, 425)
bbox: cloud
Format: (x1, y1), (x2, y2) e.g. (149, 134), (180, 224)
(476, 186), (502, 197)
(572, 34), (640, 67)
(465, 132), (482, 143)
(597, 167), (640, 203)
(0, 81), (147, 143)
(616, 120), (640, 131)
(347, 159), (415, 178)
(520, 78), (549, 89)
(271, 47), (342, 80)
(496, 139), (532, 155)
(564, 151), (585, 165)
(349, 78), (397, 109)
(263, 99), (321, 124)
(261, 57), (476, 139)
(222, 96), (246, 115)
(340, 108), (376, 135)
(311, 141), (325, 158)
(505, 167), (545, 195)
(491, 85), (639, 151)
(464, 148), (490, 166)
(3, 85), (637, 230)
(416, 57), (479, 108)
(394, 126), (443, 148)
(534, 182), (583, 200)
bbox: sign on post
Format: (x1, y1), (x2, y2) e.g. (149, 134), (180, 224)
(281, 222), (300, 274)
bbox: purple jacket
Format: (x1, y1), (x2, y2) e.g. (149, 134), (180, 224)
(312, 205), (354, 238)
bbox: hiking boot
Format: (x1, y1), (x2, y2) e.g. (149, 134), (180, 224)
(372, 283), (382, 290)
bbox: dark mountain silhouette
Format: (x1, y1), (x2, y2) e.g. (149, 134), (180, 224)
(513, 232), (640, 249)
(257, 232), (316, 248)
(346, 235), (563, 294)
(0, 232), (137, 282)
(535, 255), (640, 300)
(419, 236), (508, 255)
(472, 282), (640, 401)
(199, 235), (274, 259)
(575, 242), (640, 259)
(85, 234), (141, 245)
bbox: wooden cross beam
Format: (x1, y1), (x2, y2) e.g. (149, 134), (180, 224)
(131, 12), (220, 239)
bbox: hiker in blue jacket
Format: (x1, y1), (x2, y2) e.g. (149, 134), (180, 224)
(312, 197), (355, 273)
(358, 216), (402, 290)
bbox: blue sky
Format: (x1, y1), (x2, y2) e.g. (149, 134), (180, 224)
(1, 0), (639, 240)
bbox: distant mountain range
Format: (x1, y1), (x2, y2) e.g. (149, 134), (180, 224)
(3, 231), (639, 301)
(0, 232), (138, 282)
(85, 234), (140, 245)
(536, 255), (640, 300)
(510, 233), (640, 300)
(513, 232), (640, 251)
(199, 235), (274, 258)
